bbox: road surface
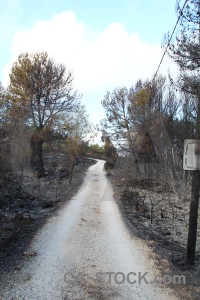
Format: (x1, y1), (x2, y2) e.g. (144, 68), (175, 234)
(0, 160), (178, 299)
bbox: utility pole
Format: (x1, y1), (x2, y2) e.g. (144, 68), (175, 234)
(186, 1), (200, 265)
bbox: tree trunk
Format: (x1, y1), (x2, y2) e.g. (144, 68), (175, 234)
(69, 156), (76, 184)
(31, 133), (45, 178)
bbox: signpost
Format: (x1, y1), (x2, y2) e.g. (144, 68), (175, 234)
(183, 139), (200, 171)
(183, 139), (200, 265)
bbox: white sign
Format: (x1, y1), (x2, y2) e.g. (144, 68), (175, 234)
(183, 139), (200, 171)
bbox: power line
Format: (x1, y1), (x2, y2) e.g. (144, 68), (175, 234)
(151, 0), (189, 86)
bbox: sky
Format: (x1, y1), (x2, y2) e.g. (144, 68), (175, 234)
(0, 0), (181, 140)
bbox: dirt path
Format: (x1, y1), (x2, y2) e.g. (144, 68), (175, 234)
(0, 160), (179, 299)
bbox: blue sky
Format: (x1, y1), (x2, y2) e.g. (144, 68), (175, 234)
(0, 0), (180, 136)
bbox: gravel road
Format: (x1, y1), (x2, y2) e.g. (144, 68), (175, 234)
(0, 160), (179, 300)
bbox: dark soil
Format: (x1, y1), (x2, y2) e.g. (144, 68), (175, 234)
(0, 158), (96, 277)
(109, 172), (200, 300)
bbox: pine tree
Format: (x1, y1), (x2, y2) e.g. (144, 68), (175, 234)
(8, 52), (79, 177)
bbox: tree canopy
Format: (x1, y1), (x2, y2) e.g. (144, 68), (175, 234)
(9, 52), (80, 131)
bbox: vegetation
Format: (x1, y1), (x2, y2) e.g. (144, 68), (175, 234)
(101, 0), (200, 266)
(0, 51), (102, 186)
(0, 0), (200, 269)
(164, 0), (200, 266)
(7, 52), (81, 177)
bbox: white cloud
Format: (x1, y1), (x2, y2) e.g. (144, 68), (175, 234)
(2, 10), (178, 126)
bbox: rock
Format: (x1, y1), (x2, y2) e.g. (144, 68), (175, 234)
(22, 251), (37, 257)
(162, 229), (171, 236)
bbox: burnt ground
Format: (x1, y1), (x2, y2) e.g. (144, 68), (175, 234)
(108, 171), (200, 300)
(1, 158), (200, 299)
(0, 157), (96, 277)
